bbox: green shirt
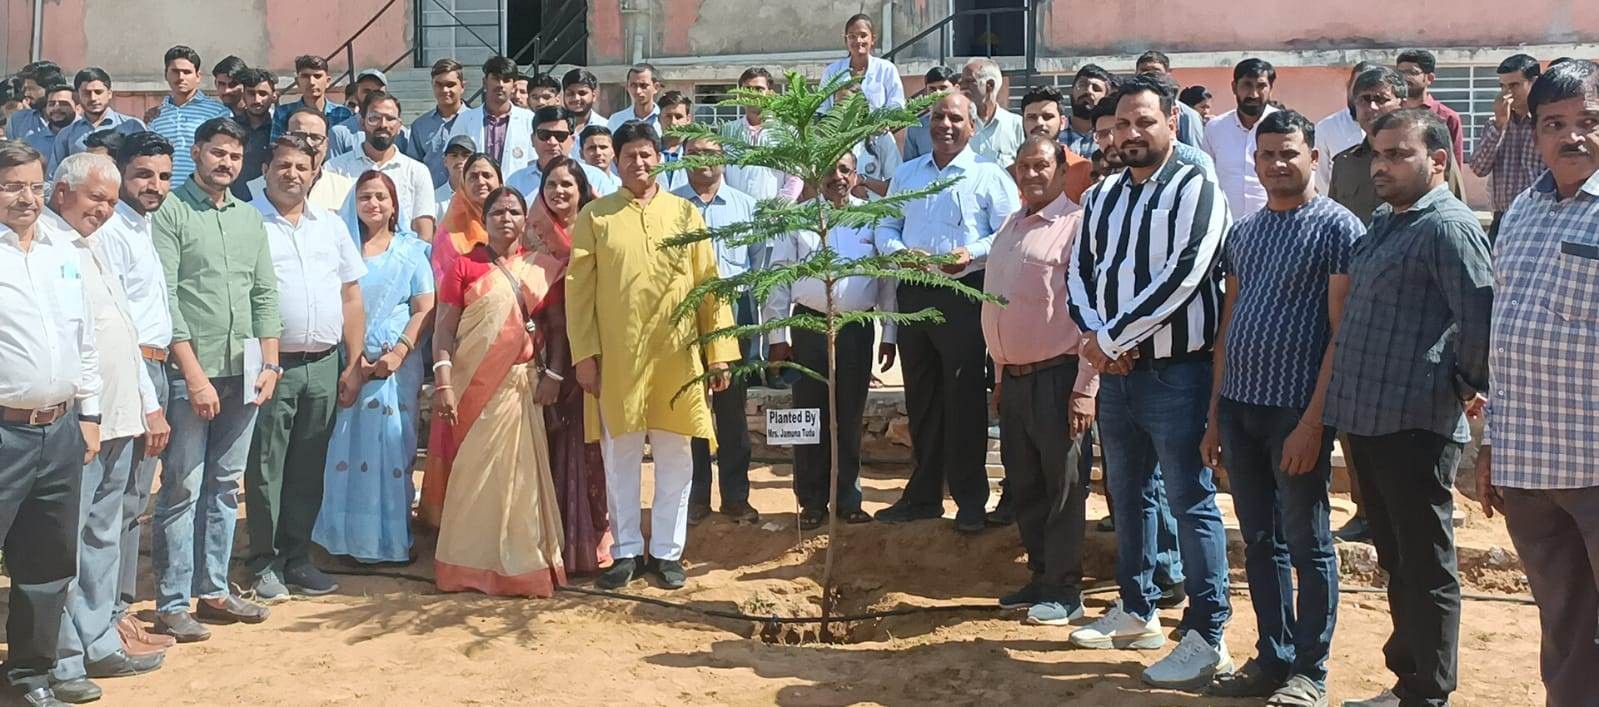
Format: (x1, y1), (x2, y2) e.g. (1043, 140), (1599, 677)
(153, 179), (281, 378)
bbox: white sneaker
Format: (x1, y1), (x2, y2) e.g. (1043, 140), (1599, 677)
(1067, 603), (1166, 650)
(1141, 630), (1235, 689)
(1339, 689), (1400, 707)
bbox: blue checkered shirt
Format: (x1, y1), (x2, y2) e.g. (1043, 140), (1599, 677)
(1486, 169), (1599, 489)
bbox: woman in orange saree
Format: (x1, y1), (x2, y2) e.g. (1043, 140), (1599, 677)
(431, 186), (567, 596)
(419, 152), (502, 527)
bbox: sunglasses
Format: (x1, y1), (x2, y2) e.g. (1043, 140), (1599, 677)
(536, 129), (572, 143)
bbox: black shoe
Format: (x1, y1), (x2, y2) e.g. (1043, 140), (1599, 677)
(284, 564), (340, 596)
(721, 501), (761, 524)
(1206, 659), (1285, 698)
(799, 508), (827, 530)
(1156, 581), (1188, 610)
(875, 502), (943, 524)
(653, 559), (687, 590)
(85, 650), (163, 678)
(196, 595), (270, 624)
(1334, 516), (1371, 543)
(998, 582), (1045, 609)
(596, 556), (643, 589)
(984, 507), (1016, 527)
(1096, 515), (1115, 532)
(153, 610), (212, 643)
(687, 503), (711, 527)
(45, 680), (97, 705)
(954, 516), (986, 535)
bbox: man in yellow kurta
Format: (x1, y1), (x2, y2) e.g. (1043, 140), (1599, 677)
(568, 121), (738, 591)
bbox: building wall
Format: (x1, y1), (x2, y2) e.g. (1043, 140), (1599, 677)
(5, 0), (409, 81)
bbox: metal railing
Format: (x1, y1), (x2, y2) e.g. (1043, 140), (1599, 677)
(413, 0), (504, 70)
(326, 0), (416, 89)
(463, 0), (589, 106)
(883, 3), (1039, 88)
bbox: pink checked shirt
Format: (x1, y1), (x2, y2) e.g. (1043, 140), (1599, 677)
(980, 192), (1099, 398)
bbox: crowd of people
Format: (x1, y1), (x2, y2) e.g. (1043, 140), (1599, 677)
(0, 11), (1594, 707)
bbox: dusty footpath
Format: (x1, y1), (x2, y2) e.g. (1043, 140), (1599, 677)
(3, 462), (1544, 706)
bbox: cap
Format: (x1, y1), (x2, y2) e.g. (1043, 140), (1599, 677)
(355, 69), (388, 86)
(445, 134), (477, 154)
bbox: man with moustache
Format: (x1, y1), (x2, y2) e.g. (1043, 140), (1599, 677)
(1325, 109), (1493, 707)
(1018, 86), (1092, 202)
(47, 153), (168, 704)
(0, 141), (103, 707)
(53, 68), (145, 168)
(1314, 62), (1378, 192)
(246, 136), (366, 601)
(766, 151), (898, 529)
(24, 84), (76, 175)
(1200, 110), (1362, 705)
(1202, 58), (1279, 218)
(874, 93), (1020, 533)
(327, 70), (415, 160)
(244, 107), (355, 214)
(1475, 59), (1599, 707)
(95, 132), (181, 658)
(1065, 74), (1233, 688)
(4, 61), (62, 141)
(150, 117), (282, 641)
(1062, 64), (1115, 159)
(983, 135), (1098, 626)
(567, 122), (738, 591)
(505, 106), (618, 198)
(1469, 54), (1545, 241)
(231, 68), (277, 201)
(1330, 67), (1469, 226)
(903, 66), (956, 162)
(408, 58), (466, 189)
(1133, 51), (1207, 148)
(1396, 49), (1465, 163)
(960, 58), (1025, 167)
(325, 92), (435, 235)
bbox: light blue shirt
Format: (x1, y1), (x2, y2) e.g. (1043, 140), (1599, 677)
(5, 109), (46, 141)
(148, 94), (232, 186)
(672, 183), (756, 279)
(607, 105), (659, 133)
(53, 110), (145, 169)
(327, 115), (412, 161)
(874, 148), (1020, 278)
(1176, 101), (1205, 148)
(407, 107), (462, 188)
(23, 127), (61, 173)
(505, 159), (619, 202)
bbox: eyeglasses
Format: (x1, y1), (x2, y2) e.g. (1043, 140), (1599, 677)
(536, 129), (572, 143)
(0, 181), (47, 197)
(287, 131), (327, 145)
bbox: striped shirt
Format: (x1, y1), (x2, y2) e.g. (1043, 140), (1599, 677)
(1486, 169), (1599, 489)
(1067, 152), (1229, 361)
(148, 93), (232, 186)
(1219, 197), (1362, 409)
(1468, 115), (1544, 213)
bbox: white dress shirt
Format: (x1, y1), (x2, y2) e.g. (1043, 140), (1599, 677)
(325, 146), (438, 230)
(73, 222), (161, 440)
(569, 111), (607, 160)
(95, 201), (173, 349)
(252, 198), (367, 353)
(1313, 108), (1364, 193)
(0, 219), (101, 415)
(434, 182), (454, 221)
(247, 170), (357, 215)
(970, 105), (1026, 167)
(874, 148), (1020, 278)
(1202, 106), (1279, 219)
(765, 198), (897, 345)
(720, 117), (803, 202)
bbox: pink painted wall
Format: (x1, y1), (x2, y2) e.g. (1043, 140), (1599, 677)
(1039, 0), (1599, 54)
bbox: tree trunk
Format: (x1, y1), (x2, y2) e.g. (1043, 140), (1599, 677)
(816, 203), (844, 641)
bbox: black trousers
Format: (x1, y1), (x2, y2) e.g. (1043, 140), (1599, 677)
(1502, 486), (1599, 707)
(791, 308), (874, 513)
(895, 272), (989, 521)
(999, 361), (1090, 601)
(1346, 430), (1463, 707)
(0, 414), (86, 692)
(691, 295), (753, 508)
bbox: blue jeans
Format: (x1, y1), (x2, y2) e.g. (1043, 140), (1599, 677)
(55, 436), (136, 681)
(1099, 360), (1231, 644)
(1218, 398), (1338, 683)
(153, 375), (258, 613)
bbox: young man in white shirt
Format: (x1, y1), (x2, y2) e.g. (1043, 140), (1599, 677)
(246, 136), (366, 601)
(1202, 58), (1279, 219)
(47, 153), (169, 703)
(325, 92), (436, 235)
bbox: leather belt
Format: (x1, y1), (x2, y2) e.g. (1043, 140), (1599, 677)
(1003, 353), (1077, 378)
(0, 403), (69, 426)
(280, 348), (336, 366)
(140, 345), (169, 363)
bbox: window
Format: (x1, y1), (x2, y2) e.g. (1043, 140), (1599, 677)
(693, 84), (745, 126)
(1432, 65), (1501, 151)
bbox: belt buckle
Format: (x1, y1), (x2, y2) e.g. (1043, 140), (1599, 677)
(28, 407), (52, 425)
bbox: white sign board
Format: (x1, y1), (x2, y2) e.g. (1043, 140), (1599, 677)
(766, 408), (821, 445)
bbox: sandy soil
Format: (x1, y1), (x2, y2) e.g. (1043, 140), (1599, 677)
(5, 462), (1543, 706)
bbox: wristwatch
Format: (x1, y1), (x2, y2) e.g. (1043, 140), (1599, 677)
(263, 363), (284, 375)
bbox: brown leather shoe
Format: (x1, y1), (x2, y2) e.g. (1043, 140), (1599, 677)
(117, 615), (175, 656)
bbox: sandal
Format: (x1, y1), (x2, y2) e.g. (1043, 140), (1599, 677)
(842, 509), (873, 524)
(1265, 675), (1327, 707)
(799, 508), (826, 530)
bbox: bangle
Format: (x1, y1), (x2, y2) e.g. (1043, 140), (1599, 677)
(543, 368), (565, 382)
(396, 334), (414, 352)
(434, 385), (453, 391)
(432, 360), (453, 371)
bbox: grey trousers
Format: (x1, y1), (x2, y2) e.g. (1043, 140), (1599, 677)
(117, 359), (166, 618)
(0, 414), (85, 692)
(55, 436), (137, 680)
(998, 360), (1090, 602)
(1502, 485), (1599, 707)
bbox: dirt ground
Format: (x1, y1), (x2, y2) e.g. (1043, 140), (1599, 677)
(6, 461), (1544, 706)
